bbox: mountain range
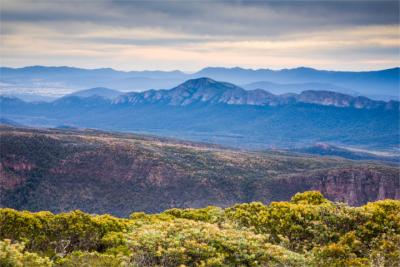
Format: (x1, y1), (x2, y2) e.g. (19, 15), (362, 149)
(1, 66), (399, 100)
(1, 77), (398, 151)
(114, 78), (398, 109)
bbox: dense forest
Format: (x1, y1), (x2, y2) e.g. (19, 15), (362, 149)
(1, 191), (399, 266)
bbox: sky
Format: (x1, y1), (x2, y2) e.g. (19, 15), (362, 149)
(0, 0), (399, 71)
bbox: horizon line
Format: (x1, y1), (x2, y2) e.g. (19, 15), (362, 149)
(1, 65), (399, 74)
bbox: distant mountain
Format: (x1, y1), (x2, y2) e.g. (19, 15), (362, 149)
(193, 67), (399, 100)
(1, 78), (398, 150)
(66, 87), (122, 99)
(0, 66), (188, 94)
(242, 81), (359, 96)
(292, 143), (400, 163)
(0, 117), (22, 127)
(1, 66), (398, 100)
(0, 93), (57, 102)
(114, 77), (276, 106)
(115, 78), (397, 110)
(1, 126), (398, 216)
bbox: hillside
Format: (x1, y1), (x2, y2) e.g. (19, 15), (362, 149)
(1, 126), (398, 217)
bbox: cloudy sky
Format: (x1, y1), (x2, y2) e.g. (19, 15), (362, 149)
(0, 0), (399, 71)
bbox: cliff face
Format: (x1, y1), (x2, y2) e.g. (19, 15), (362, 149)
(1, 126), (399, 216)
(277, 167), (400, 206)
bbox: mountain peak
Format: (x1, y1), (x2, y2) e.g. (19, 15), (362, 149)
(172, 77), (243, 93)
(67, 87), (122, 99)
(181, 77), (218, 86)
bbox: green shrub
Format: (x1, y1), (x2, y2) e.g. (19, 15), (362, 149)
(55, 251), (124, 267)
(0, 239), (52, 267)
(163, 206), (224, 224)
(0, 209), (129, 257)
(291, 191), (331, 205)
(125, 218), (306, 267)
(0, 192), (399, 266)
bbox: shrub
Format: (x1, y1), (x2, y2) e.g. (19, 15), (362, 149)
(125, 218), (306, 266)
(291, 191), (331, 205)
(55, 251), (124, 267)
(1, 192), (399, 266)
(0, 209), (129, 257)
(0, 239), (52, 267)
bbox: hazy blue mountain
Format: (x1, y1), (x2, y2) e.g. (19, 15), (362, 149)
(1, 66), (398, 100)
(66, 87), (122, 99)
(0, 66), (188, 94)
(1, 78), (398, 151)
(242, 81), (358, 96)
(0, 117), (22, 127)
(114, 77), (277, 106)
(193, 67), (399, 99)
(291, 143), (400, 163)
(0, 93), (57, 102)
(115, 78), (397, 110)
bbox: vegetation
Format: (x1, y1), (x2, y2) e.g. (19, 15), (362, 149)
(2, 126), (399, 217)
(1, 192), (399, 266)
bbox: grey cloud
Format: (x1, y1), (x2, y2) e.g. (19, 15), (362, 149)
(81, 36), (217, 46)
(1, 0), (398, 38)
(1, 0), (398, 71)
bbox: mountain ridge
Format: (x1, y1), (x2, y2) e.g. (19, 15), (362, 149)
(1, 66), (398, 100)
(1, 78), (398, 150)
(65, 87), (122, 99)
(114, 77), (398, 109)
(4, 77), (396, 109)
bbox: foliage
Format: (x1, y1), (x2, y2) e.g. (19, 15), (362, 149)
(0, 192), (399, 266)
(55, 251), (124, 267)
(291, 190), (330, 205)
(0, 239), (52, 267)
(162, 206), (224, 224)
(125, 219), (305, 267)
(0, 209), (129, 257)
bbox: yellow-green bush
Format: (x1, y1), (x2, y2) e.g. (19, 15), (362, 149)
(55, 251), (124, 267)
(0, 209), (129, 257)
(291, 191), (331, 205)
(125, 218), (306, 267)
(0, 192), (399, 266)
(162, 206), (224, 224)
(0, 239), (52, 267)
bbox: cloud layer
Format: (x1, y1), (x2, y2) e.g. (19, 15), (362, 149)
(1, 0), (399, 71)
